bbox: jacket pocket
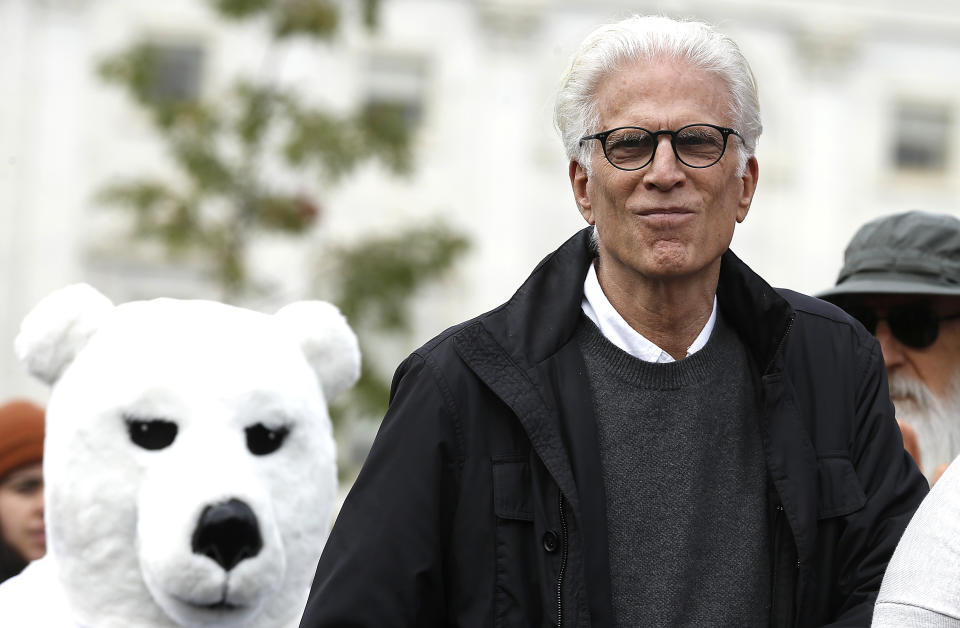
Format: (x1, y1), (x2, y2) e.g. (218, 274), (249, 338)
(492, 457), (542, 627)
(494, 459), (534, 521)
(816, 453), (866, 519)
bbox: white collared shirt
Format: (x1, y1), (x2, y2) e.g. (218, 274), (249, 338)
(580, 262), (717, 363)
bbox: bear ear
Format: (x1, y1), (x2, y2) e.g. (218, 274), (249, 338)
(273, 301), (361, 402)
(15, 284), (115, 385)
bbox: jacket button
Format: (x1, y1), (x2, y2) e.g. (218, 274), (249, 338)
(542, 530), (559, 553)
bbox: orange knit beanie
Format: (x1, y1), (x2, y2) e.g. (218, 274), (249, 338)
(0, 400), (45, 481)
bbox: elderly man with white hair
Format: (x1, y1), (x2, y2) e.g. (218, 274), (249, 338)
(299, 15), (927, 628)
(821, 211), (960, 485)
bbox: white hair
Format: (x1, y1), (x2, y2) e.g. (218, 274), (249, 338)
(554, 15), (762, 176)
(891, 371), (960, 482)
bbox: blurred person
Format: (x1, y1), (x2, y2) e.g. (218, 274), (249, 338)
(820, 211), (960, 484)
(0, 399), (45, 584)
(300, 15), (927, 627)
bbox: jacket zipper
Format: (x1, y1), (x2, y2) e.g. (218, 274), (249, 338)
(766, 313), (796, 627)
(764, 314), (796, 375)
(556, 494), (568, 627)
(770, 504), (783, 624)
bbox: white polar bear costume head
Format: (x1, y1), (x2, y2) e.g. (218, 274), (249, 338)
(11, 284), (359, 628)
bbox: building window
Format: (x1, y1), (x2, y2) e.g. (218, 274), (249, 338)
(146, 43), (205, 104)
(892, 102), (952, 172)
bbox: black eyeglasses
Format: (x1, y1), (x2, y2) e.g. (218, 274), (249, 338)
(579, 123), (743, 171)
(845, 302), (960, 349)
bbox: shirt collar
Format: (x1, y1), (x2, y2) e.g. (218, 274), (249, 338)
(580, 262), (717, 363)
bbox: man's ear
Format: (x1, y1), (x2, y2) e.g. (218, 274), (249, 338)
(569, 160), (594, 225)
(736, 156), (759, 223)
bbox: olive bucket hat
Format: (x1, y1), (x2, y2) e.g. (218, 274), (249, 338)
(819, 210), (960, 300)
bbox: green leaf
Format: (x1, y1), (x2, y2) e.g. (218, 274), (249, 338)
(172, 140), (235, 194)
(362, 0), (380, 29)
(212, 0), (271, 19)
(98, 44), (164, 114)
(254, 194), (321, 232)
(97, 180), (176, 210)
(233, 82), (275, 146)
(356, 101), (414, 175)
(97, 181), (206, 255)
(332, 224), (470, 333)
(281, 102), (362, 181)
(273, 0), (339, 39)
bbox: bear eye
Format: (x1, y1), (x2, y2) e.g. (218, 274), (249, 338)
(125, 417), (178, 450)
(245, 423), (289, 456)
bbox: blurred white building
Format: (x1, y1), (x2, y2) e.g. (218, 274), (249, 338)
(2, 0), (960, 403)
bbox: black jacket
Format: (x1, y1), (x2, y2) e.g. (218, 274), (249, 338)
(301, 228), (928, 628)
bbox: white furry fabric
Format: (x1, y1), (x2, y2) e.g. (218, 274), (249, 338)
(1, 285), (360, 628)
(0, 556), (74, 625)
(15, 283), (114, 386)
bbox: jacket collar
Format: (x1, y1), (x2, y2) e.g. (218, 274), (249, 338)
(717, 248), (796, 375)
(478, 228), (594, 366)
(481, 227), (795, 372)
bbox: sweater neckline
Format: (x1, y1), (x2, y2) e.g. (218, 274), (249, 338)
(576, 312), (737, 390)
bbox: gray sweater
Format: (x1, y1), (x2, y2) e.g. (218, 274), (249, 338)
(577, 312), (770, 626)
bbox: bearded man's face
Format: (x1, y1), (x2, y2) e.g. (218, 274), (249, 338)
(835, 294), (960, 482)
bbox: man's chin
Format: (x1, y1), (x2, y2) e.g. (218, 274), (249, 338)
(890, 376), (960, 481)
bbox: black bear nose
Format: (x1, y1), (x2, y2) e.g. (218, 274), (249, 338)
(191, 499), (263, 571)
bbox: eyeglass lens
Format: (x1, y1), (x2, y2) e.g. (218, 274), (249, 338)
(603, 125), (727, 170)
(848, 303), (942, 349)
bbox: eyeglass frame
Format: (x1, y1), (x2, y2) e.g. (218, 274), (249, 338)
(842, 301), (960, 350)
(579, 123), (744, 171)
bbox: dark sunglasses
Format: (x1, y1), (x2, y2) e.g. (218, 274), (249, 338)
(845, 302), (960, 349)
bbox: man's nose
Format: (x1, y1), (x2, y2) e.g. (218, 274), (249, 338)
(875, 321), (906, 371)
(643, 136), (684, 189)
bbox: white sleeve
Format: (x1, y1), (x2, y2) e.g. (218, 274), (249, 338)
(873, 456), (960, 627)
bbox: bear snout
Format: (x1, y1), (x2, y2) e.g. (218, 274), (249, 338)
(191, 499), (263, 572)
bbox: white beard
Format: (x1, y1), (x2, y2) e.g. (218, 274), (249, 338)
(890, 373), (960, 481)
